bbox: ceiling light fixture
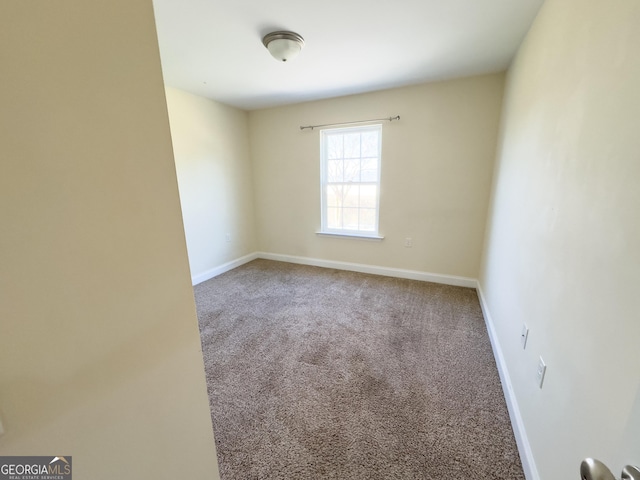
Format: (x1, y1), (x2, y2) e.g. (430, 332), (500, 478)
(262, 31), (305, 63)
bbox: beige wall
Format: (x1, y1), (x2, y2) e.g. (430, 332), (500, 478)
(0, 2), (219, 479)
(480, 0), (640, 478)
(165, 88), (257, 282)
(249, 74), (504, 278)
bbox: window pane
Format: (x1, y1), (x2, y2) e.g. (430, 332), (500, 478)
(327, 159), (343, 182)
(321, 125), (381, 236)
(343, 208), (359, 230)
(327, 135), (343, 159)
(360, 185), (377, 208)
(343, 185), (360, 207)
(326, 185), (343, 207)
(344, 133), (361, 158)
(359, 208), (376, 231)
(361, 131), (379, 157)
(343, 159), (360, 182)
(360, 158), (378, 182)
(327, 207), (342, 229)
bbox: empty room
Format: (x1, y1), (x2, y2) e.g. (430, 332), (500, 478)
(1, 1), (639, 480)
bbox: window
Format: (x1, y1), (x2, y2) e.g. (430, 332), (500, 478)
(320, 124), (382, 237)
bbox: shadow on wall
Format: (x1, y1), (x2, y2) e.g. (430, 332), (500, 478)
(0, 313), (199, 446)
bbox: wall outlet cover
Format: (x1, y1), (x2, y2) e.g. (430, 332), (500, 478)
(521, 324), (529, 349)
(537, 356), (547, 388)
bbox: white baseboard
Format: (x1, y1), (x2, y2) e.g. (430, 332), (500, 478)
(191, 252), (259, 285)
(476, 282), (539, 480)
(256, 252), (476, 288)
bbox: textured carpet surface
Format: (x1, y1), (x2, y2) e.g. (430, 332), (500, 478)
(194, 259), (524, 479)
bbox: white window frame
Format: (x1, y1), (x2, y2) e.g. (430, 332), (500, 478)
(319, 124), (383, 238)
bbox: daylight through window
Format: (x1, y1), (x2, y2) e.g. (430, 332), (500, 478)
(320, 124), (382, 236)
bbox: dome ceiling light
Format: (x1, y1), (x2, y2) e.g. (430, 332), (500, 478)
(262, 31), (305, 63)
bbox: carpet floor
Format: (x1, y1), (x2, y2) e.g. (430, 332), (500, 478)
(194, 259), (524, 479)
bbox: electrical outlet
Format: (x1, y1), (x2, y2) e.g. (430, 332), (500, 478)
(536, 357), (547, 388)
(404, 237), (413, 248)
(0, 415), (4, 437)
(225, 233), (231, 243)
(521, 324), (529, 349)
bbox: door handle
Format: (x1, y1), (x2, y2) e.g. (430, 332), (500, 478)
(581, 458), (640, 480)
(624, 466), (640, 480)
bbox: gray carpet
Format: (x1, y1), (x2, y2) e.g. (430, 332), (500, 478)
(194, 259), (524, 479)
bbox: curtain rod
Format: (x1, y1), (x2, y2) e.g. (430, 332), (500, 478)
(300, 115), (400, 131)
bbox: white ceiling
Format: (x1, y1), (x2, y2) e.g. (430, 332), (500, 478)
(152, 0), (543, 111)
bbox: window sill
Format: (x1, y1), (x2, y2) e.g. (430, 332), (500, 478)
(316, 231), (384, 241)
